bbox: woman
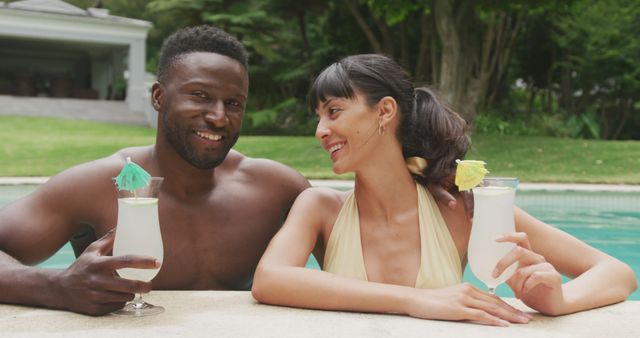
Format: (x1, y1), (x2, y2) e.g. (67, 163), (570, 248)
(251, 54), (637, 326)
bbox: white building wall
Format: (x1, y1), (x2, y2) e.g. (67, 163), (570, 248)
(126, 38), (146, 112)
(0, 6), (153, 125)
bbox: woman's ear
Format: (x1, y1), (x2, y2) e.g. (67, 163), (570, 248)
(378, 96), (398, 127)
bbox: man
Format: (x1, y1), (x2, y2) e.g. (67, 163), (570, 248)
(0, 25), (461, 316)
(0, 25), (309, 315)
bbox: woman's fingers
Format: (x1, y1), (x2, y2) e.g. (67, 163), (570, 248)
(507, 273), (527, 299)
(468, 298), (529, 324)
(465, 308), (510, 327)
(507, 262), (561, 297)
(522, 266), (562, 294)
(495, 232), (532, 250)
(492, 232), (537, 278)
(452, 284), (530, 325)
(467, 289), (531, 324)
(414, 284), (533, 326)
(493, 245), (545, 278)
(495, 231), (559, 298)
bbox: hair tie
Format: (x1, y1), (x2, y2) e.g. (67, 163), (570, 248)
(406, 156), (428, 177)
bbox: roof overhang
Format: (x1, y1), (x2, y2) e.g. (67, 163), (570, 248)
(0, 1), (152, 45)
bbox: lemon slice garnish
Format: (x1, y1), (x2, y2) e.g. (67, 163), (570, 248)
(455, 160), (489, 191)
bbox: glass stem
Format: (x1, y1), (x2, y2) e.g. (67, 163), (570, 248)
(132, 293), (144, 309)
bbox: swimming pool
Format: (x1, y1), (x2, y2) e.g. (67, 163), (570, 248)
(1, 184), (638, 299)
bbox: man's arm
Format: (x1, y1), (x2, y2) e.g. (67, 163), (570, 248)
(0, 158), (157, 315)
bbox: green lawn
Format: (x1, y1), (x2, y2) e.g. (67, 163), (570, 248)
(1, 116), (638, 183)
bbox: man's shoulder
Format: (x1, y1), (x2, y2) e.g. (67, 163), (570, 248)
(50, 146), (153, 185)
(224, 149), (292, 171)
(223, 150), (310, 190)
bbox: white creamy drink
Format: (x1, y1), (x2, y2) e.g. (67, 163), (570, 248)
(468, 186), (518, 290)
(113, 197), (163, 282)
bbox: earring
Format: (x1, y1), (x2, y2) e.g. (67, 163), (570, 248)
(378, 120), (385, 135)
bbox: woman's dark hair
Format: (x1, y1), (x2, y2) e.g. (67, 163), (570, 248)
(157, 25), (248, 83)
(309, 54), (470, 186)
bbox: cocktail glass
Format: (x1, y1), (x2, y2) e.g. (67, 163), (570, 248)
(467, 177), (519, 294)
(112, 177), (164, 316)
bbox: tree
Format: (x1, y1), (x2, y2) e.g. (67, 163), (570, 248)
(552, 0), (640, 139)
(337, 0), (527, 121)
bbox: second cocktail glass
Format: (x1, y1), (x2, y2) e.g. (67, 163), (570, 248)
(467, 177), (519, 294)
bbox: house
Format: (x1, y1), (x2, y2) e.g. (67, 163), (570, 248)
(0, 0), (155, 126)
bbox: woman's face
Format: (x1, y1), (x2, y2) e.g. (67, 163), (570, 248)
(314, 92), (380, 174)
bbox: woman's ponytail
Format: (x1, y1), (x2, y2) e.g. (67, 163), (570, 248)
(400, 87), (470, 186)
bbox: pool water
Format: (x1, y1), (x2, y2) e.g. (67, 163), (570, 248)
(2, 184), (639, 299)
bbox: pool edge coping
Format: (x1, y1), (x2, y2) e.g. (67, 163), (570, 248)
(2, 177), (639, 192)
(309, 179), (640, 192)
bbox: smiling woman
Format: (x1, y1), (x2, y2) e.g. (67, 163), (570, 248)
(251, 53), (637, 326)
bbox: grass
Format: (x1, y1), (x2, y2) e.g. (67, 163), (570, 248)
(233, 136), (349, 179)
(1, 116), (639, 183)
(468, 135), (640, 184)
(0, 116), (155, 176)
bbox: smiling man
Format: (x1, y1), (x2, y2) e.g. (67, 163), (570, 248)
(0, 25), (309, 315)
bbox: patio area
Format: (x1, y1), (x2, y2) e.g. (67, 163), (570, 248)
(0, 95), (149, 126)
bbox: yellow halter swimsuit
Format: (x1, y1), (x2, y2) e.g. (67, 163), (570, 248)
(323, 184), (462, 288)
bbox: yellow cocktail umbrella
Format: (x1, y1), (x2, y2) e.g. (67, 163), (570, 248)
(455, 159), (489, 191)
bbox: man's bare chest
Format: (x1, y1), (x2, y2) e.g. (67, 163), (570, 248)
(149, 198), (286, 290)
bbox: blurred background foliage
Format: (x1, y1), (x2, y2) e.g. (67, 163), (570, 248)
(65, 0), (640, 139)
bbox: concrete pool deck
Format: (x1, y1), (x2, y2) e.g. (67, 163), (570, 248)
(1, 291), (639, 337)
(1, 177), (640, 192)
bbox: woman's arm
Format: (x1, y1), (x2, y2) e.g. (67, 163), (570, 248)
(252, 188), (530, 326)
(494, 207), (637, 315)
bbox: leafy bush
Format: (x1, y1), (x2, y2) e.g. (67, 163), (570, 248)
(242, 98), (317, 136)
(473, 109), (602, 139)
(473, 112), (545, 136)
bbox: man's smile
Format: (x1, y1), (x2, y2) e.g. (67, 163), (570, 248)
(195, 130), (223, 141)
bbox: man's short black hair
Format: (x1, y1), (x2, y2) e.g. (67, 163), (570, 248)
(157, 25), (249, 82)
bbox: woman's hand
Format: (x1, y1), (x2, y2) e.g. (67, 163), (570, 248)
(494, 232), (567, 315)
(404, 283), (532, 326)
